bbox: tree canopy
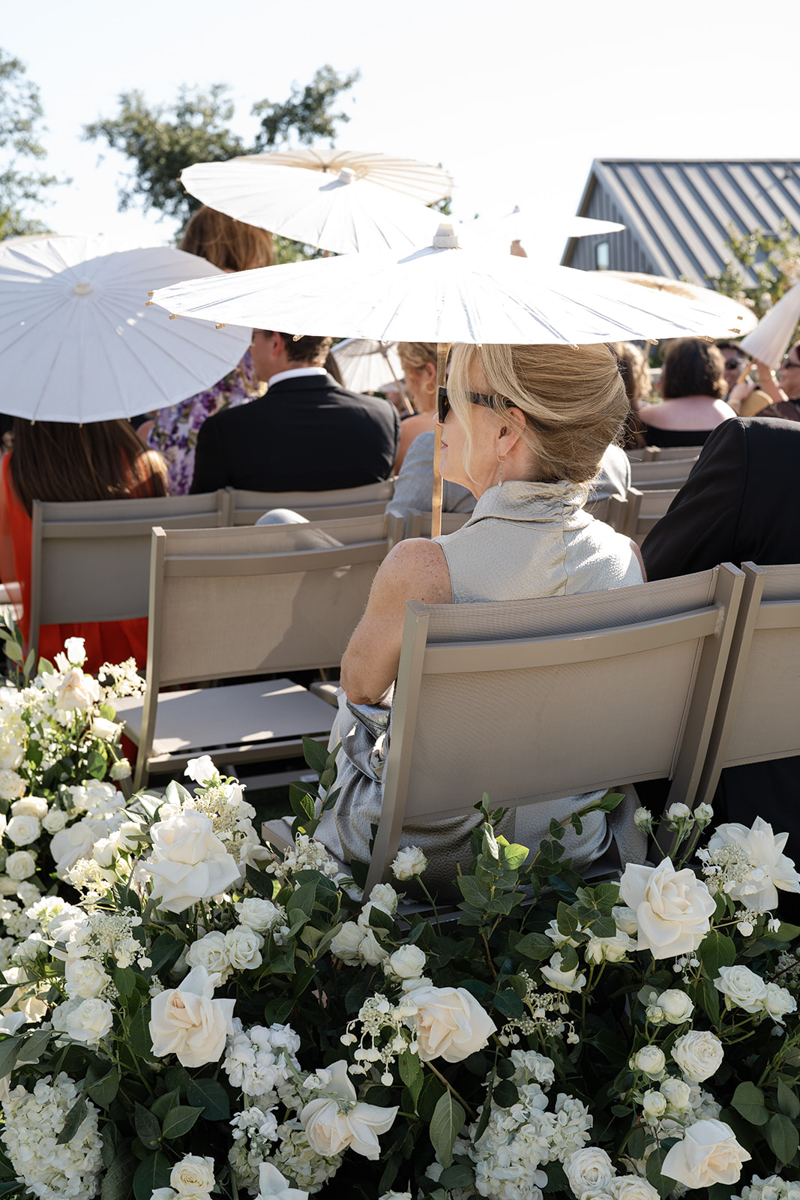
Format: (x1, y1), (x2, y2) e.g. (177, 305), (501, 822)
(0, 49), (64, 238)
(706, 220), (800, 322)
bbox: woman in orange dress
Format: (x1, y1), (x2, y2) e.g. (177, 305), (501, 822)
(0, 419), (167, 673)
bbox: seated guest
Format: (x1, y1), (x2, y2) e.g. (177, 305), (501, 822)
(755, 341), (800, 422)
(0, 419), (166, 672)
(641, 417), (800, 871)
(145, 207), (273, 495)
(636, 338), (735, 448)
(191, 331), (400, 494)
(317, 342), (644, 891)
(393, 342), (438, 472)
(717, 341), (773, 418)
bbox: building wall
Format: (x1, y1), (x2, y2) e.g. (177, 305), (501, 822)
(565, 181), (658, 274)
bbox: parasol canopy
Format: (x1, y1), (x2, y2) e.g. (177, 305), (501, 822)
(330, 338), (405, 395)
(740, 281), (800, 368)
(0, 236), (251, 423)
(180, 161), (443, 256)
(593, 271), (758, 337)
(234, 147), (453, 205)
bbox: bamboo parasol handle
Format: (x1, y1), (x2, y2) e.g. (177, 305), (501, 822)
(431, 342), (451, 538)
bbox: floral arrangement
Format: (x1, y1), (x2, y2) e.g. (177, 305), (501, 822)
(0, 737), (799, 1200)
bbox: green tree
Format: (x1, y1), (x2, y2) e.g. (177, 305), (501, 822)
(0, 49), (64, 238)
(706, 219), (800, 321)
(84, 65), (360, 254)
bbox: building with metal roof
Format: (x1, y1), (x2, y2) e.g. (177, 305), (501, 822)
(562, 159), (800, 285)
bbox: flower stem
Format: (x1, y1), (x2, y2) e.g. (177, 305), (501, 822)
(426, 1061), (477, 1118)
(481, 932), (497, 980)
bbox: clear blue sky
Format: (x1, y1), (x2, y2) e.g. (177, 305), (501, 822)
(4, 0), (798, 263)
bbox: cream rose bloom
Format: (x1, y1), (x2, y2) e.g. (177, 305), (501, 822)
(90, 717), (120, 742)
(149, 965), (235, 1067)
(185, 932), (232, 981)
(141, 811), (240, 913)
(709, 817), (800, 911)
(234, 898), (284, 932)
(0, 771), (26, 801)
(184, 756), (218, 786)
(55, 668), (100, 714)
(714, 965), (768, 1014)
(619, 859), (715, 959)
(391, 846), (428, 880)
(656, 989), (694, 1024)
(642, 1090), (667, 1118)
(672, 1031), (724, 1083)
(662, 1119), (750, 1188)
(330, 921), (364, 964)
(53, 997), (113, 1046)
(660, 1077), (692, 1112)
(11, 797), (47, 820)
(5, 814), (40, 846)
(224, 926), (263, 971)
(6, 850), (35, 880)
(256, 1162), (307, 1200)
(300, 1060), (398, 1159)
(584, 931), (636, 965)
(609, 1177), (660, 1200)
(42, 809), (67, 834)
(358, 930), (389, 967)
(541, 951), (587, 992)
(65, 958), (111, 1000)
(64, 637), (87, 665)
(50, 817), (108, 876)
(565, 1147), (614, 1197)
(764, 981), (797, 1024)
(411, 985), (496, 1062)
(632, 1046), (666, 1079)
(386, 945), (426, 980)
(611, 905), (638, 936)
(170, 1155), (215, 1194)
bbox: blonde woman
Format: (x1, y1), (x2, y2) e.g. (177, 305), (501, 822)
(318, 342), (645, 887)
(394, 341), (439, 471)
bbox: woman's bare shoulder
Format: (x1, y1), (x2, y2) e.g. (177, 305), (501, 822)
(375, 537), (452, 606)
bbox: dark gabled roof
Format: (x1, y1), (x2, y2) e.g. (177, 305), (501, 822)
(565, 159), (800, 284)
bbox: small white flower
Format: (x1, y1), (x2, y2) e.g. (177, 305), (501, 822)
(655, 989), (694, 1024)
(666, 803), (692, 821)
(714, 965), (767, 1014)
(642, 1089), (667, 1118)
(368, 883), (398, 915)
(694, 803), (714, 827)
(64, 637), (87, 665)
(633, 807), (653, 831)
(632, 1046), (666, 1079)
(109, 758), (132, 781)
(6, 851), (36, 880)
(672, 1030), (724, 1083)
(184, 756), (218, 786)
(385, 945), (426, 980)
(541, 951), (587, 993)
(390, 846), (428, 880)
(42, 809), (67, 833)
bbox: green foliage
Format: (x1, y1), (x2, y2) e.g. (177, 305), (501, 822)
(706, 219), (800, 330)
(252, 65), (359, 151)
(0, 48), (65, 238)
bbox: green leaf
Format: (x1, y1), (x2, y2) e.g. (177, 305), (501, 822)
(134, 1102), (161, 1150)
(493, 989), (524, 1019)
(399, 1050), (423, 1104)
(731, 1081), (769, 1126)
(245, 863), (274, 899)
(457, 874), (491, 907)
(289, 787), (315, 824)
(437, 1163), (474, 1189)
(114, 967), (137, 999)
(128, 1006), (152, 1059)
(147, 932), (185, 976)
(429, 1091), (466, 1170)
(646, 1147), (678, 1199)
(101, 1144), (137, 1200)
(417, 1072), (445, 1123)
(514, 932), (555, 962)
(492, 1079), (519, 1108)
(133, 1153), (171, 1200)
(776, 1079), (800, 1120)
(767, 1113), (799, 1164)
(0, 1036), (21, 1078)
(57, 1096), (88, 1145)
(498, 838), (529, 870)
(161, 1104), (204, 1139)
(87, 1068), (120, 1109)
(17, 1028), (51, 1063)
(86, 748), (107, 779)
(699, 929), (736, 979)
(302, 736), (330, 776)
(150, 1089), (181, 1122)
(186, 1078), (230, 1121)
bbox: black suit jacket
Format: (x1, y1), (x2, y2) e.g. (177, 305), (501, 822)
(190, 373), (400, 494)
(641, 417), (800, 891)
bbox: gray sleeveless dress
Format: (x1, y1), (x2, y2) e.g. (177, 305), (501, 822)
(317, 480), (644, 887)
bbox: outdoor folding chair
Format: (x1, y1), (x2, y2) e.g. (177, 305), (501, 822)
(361, 564), (743, 890)
(226, 480), (395, 526)
(27, 491), (229, 660)
(626, 488), (679, 545)
(694, 562), (800, 808)
(629, 456), (699, 491)
(114, 513), (402, 789)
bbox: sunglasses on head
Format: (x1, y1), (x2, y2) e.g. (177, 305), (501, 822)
(437, 385), (498, 424)
(782, 357), (800, 369)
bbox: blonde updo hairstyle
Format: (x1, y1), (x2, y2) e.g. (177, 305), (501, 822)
(396, 342), (438, 371)
(447, 342), (629, 490)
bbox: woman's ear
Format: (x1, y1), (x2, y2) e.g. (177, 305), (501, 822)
(423, 361), (437, 393)
(498, 406), (527, 451)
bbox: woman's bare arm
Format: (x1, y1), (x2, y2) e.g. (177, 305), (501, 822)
(340, 539), (452, 705)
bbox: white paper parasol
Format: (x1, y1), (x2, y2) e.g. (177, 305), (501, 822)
(180, 161), (443, 256)
(0, 237), (251, 423)
(331, 338), (405, 395)
(740, 281), (800, 368)
(594, 271), (758, 337)
(470, 207), (626, 254)
(236, 148), (453, 205)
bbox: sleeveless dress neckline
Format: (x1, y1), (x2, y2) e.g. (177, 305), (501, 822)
(461, 479), (590, 530)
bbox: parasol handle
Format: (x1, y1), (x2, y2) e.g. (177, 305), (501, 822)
(431, 342), (451, 539)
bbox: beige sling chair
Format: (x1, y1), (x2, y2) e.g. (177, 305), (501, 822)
(114, 513), (403, 790)
(626, 488), (680, 545)
(628, 446), (704, 463)
(629, 456), (699, 492)
(692, 562), (800, 809)
(26, 492), (229, 662)
(404, 491), (639, 542)
(225, 480), (395, 526)
(274, 564), (742, 893)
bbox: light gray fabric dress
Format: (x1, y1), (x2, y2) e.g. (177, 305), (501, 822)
(318, 479), (644, 889)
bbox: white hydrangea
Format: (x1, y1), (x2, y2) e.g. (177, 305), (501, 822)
(510, 1049), (556, 1090)
(223, 1020), (302, 1102)
(733, 1176), (800, 1200)
(265, 834), (340, 881)
(230, 1105), (279, 1192)
(1, 1073), (103, 1200)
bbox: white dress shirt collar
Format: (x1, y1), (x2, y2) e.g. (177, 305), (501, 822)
(267, 367), (328, 389)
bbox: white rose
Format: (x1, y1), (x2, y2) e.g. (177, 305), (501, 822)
(330, 922), (364, 964)
(142, 811), (240, 913)
(91, 837), (118, 869)
(110, 758), (132, 781)
(411, 985), (496, 1062)
(235, 898), (282, 932)
(42, 809), (67, 833)
(660, 1077), (692, 1112)
(642, 1089), (667, 1118)
(694, 803), (714, 827)
(764, 982), (797, 1024)
(368, 883), (398, 915)
(11, 797), (47, 820)
(541, 951), (587, 993)
(584, 931), (636, 964)
(91, 717), (120, 742)
(672, 1031), (724, 1083)
(714, 965), (768, 1014)
(632, 1046), (666, 1079)
(65, 958), (111, 1000)
(224, 926), (263, 971)
(665, 803), (692, 821)
(184, 756), (218, 786)
(565, 1147), (614, 1197)
(0, 771), (26, 801)
(391, 846), (428, 880)
(16, 881), (40, 908)
(0, 734), (23, 770)
(656, 989), (694, 1024)
(50, 818), (106, 876)
(5, 815), (40, 846)
(661, 1119), (751, 1188)
(69, 780), (123, 816)
(53, 996), (113, 1046)
(301, 1060), (398, 1158)
(55, 667), (100, 714)
(609, 1178), (660, 1200)
(709, 817), (800, 911)
(186, 932), (231, 980)
(170, 1155), (215, 1194)
(386, 945), (426, 980)
(149, 965), (235, 1067)
(0, 875), (18, 893)
(6, 851), (35, 880)
(619, 859), (716, 959)
(359, 930), (389, 967)
(256, 1162), (307, 1200)
(64, 637), (87, 665)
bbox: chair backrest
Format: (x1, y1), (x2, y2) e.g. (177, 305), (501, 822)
(695, 562), (800, 807)
(228, 481), (395, 526)
(629, 456), (698, 490)
(366, 564), (744, 889)
(405, 493), (636, 541)
(405, 510), (471, 539)
(29, 492), (229, 655)
(628, 488), (679, 545)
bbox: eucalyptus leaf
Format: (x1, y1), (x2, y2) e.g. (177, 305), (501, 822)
(429, 1092), (466, 1170)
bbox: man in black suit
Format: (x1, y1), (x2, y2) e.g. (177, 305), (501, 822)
(190, 331), (400, 494)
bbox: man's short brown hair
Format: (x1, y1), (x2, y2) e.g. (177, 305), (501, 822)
(261, 332), (333, 366)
